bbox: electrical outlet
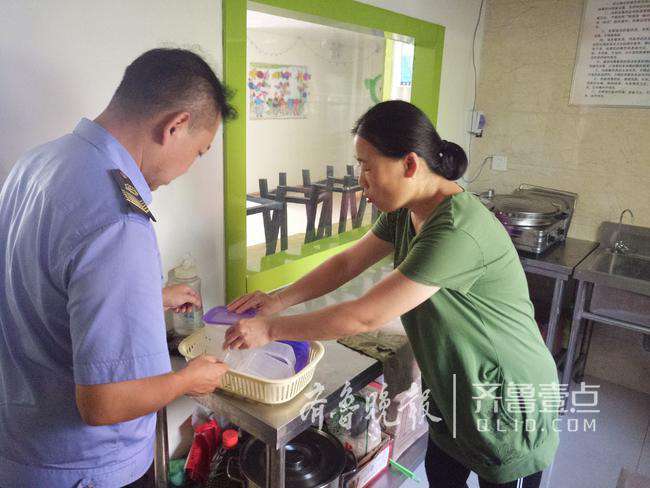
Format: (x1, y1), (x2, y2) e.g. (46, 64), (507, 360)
(466, 109), (486, 137)
(491, 155), (507, 171)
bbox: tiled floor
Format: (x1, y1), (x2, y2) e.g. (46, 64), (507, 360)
(401, 376), (650, 488)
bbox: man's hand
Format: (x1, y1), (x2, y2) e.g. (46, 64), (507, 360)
(227, 290), (285, 316)
(163, 284), (202, 313)
(223, 317), (273, 350)
(178, 355), (229, 396)
(76, 355), (228, 425)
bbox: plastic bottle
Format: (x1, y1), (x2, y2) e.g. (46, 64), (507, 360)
(206, 429), (240, 488)
(185, 419), (221, 485)
(168, 255), (204, 336)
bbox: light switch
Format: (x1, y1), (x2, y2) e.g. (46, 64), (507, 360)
(491, 155), (507, 171)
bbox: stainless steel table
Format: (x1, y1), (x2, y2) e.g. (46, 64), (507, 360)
(156, 263), (394, 488)
(161, 341), (382, 488)
(157, 340), (381, 488)
(518, 238), (599, 354)
(561, 223), (650, 389)
(195, 340), (381, 487)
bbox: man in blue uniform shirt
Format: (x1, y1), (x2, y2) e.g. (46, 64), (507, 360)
(0, 49), (235, 487)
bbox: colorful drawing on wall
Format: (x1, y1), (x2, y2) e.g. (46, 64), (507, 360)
(248, 64), (311, 119)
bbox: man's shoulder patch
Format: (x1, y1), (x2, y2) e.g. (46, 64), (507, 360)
(110, 169), (156, 222)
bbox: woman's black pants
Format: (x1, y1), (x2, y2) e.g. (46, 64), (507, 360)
(424, 436), (543, 488)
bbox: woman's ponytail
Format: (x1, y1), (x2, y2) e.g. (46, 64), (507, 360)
(352, 101), (468, 181)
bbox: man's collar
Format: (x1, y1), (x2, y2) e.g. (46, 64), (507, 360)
(73, 118), (152, 205)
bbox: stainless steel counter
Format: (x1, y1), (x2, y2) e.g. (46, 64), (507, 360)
(561, 223), (650, 389)
(577, 223), (650, 298)
(519, 237), (599, 280)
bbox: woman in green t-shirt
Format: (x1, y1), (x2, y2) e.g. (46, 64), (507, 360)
(225, 101), (559, 488)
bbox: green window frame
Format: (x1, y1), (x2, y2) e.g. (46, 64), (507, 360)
(223, 0), (445, 300)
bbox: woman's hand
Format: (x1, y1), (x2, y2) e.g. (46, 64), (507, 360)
(227, 290), (286, 316)
(163, 284), (202, 313)
(223, 317), (273, 350)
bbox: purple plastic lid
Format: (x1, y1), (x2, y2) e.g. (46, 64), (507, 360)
(203, 306), (257, 325)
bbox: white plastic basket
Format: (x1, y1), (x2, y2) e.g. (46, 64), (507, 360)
(178, 326), (325, 404)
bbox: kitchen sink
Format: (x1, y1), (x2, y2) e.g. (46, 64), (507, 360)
(592, 250), (650, 282)
(562, 220), (650, 389)
(575, 222), (650, 297)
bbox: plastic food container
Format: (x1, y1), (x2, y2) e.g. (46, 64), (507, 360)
(178, 326), (324, 404)
(221, 341), (296, 380)
(184, 322), (296, 378)
(202, 306), (311, 373)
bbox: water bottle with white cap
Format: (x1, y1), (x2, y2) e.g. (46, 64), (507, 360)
(169, 254), (204, 336)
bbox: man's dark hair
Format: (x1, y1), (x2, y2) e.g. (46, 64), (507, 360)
(110, 48), (236, 128)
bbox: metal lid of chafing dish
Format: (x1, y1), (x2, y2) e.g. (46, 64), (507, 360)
(491, 193), (568, 227)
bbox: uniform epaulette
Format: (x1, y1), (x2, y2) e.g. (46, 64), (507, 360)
(110, 169), (157, 222)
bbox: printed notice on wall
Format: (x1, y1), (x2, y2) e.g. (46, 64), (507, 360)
(570, 0), (650, 107)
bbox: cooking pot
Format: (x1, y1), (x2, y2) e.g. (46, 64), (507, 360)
(239, 428), (346, 488)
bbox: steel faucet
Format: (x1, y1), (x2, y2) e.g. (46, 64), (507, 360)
(613, 208), (634, 254)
